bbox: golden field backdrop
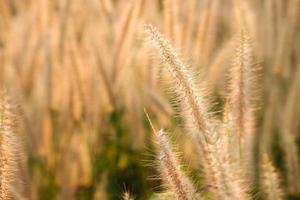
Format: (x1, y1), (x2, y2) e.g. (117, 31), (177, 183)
(0, 0), (299, 199)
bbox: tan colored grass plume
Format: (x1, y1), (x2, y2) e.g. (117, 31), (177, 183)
(260, 154), (284, 200)
(0, 92), (22, 199)
(145, 25), (250, 200)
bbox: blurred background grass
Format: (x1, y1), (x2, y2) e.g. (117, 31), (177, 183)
(0, 0), (299, 199)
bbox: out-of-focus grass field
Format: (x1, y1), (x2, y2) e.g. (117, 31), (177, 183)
(0, 0), (299, 199)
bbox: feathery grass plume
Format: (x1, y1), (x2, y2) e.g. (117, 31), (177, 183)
(145, 25), (249, 200)
(145, 25), (212, 144)
(205, 107), (250, 200)
(227, 29), (256, 163)
(260, 154), (284, 200)
(122, 191), (133, 200)
(145, 26), (215, 186)
(205, 133), (250, 200)
(0, 93), (20, 199)
(154, 129), (196, 200)
(221, 101), (231, 156)
(145, 109), (196, 200)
